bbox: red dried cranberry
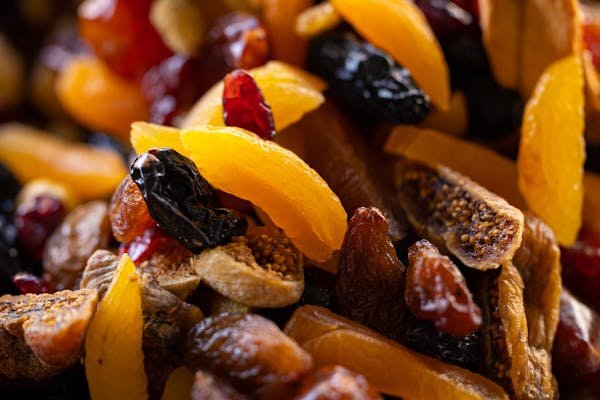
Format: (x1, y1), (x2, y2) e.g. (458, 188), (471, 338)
(584, 19), (600, 72)
(405, 239), (481, 337)
(12, 272), (50, 294)
(223, 69), (276, 139)
(561, 228), (600, 312)
(119, 226), (172, 264)
(79, 0), (172, 80)
(413, 0), (480, 44)
(15, 195), (65, 261)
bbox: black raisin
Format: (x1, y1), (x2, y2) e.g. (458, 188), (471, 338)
(0, 162), (20, 218)
(131, 148), (247, 254)
(308, 31), (430, 124)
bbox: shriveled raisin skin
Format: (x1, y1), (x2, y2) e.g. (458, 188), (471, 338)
(292, 365), (382, 400)
(185, 313), (312, 400)
(336, 207), (406, 341)
(131, 148), (247, 254)
(109, 176), (155, 243)
(308, 31), (430, 124)
(406, 240), (481, 337)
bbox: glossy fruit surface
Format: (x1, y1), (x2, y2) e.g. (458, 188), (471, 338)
(262, 0), (312, 66)
(109, 176), (155, 244)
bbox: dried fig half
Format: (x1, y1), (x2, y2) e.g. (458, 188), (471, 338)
(0, 289), (98, 380)
(192, 227), (304, 308)
(395, 161), (524, 270)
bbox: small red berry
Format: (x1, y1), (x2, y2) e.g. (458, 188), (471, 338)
(120, 226), (171, 264)
(223, 69), (276, 139)
(561, 228), (600, 312)
(15, 195), (65, 261)
(12, 272), (51, 294)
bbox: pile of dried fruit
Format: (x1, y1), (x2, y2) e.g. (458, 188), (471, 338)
(0, 0), (599, 399)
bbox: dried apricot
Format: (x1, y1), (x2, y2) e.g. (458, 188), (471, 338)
(295, 2), (342, 39)
(56, 56), (149, 140)
(329, 0), (450, 110)
(419, 91), (469, 136)
(0, 123), (127, 200)
(130, 121), (188, 156)
(181, 61), (326, 131)
(180, 125), (347, 262)
(161, 366), (195, 400)
(262, 0), (312, 66)
(517, 54), (585, 246)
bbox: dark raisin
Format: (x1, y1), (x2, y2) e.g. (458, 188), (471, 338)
(308, 31), (430, 124)
(561, 228), (600, 312)
(15, 195), (65, 261)
(552, 289), (600, 387)
(292, 365), (382, 400)
(336, 207), (406, 341)
(223, 69), (276, 139)
(405, 240), (481, 337)
(131, 148), (248, 254)
(185, 313), (313, 400)
(12, 272), (50, 295)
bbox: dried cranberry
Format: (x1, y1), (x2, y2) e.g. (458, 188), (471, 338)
(79, 0), (172, 80)
(15, 195), (65, 261)
(413, 0), (480, 44)
(12, 272), (50, 294)
(119, 226), (172, 264)
(561, 228), (600, 312)
(405, 240), (481, 337)
(223, 69), (276, 139)
(584, 14), (600, 72)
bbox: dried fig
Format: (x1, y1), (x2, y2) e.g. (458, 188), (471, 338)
(396, 161), (524, 271)
(0, 289), (97, 380)
(192, 227), (304, 308)
(185, 313), (313, 400)
(43, 201), (111, 290)
(292, 365), (382, 400)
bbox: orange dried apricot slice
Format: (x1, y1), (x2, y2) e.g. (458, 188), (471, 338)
(384, 125), (526, 209)
(329, 0), (450, 110)
(180, 125), (347, 261)
(0, 123), (126, 200)
(517, 55), (585, 246)
(262, 0), (312, 66)
(56, 57), (149, 141)
(130, 121), (189, 156)
(285, 306), (508, 400)
(295, 2), (342, 39)
(85, 254), (147, 400)
(419, 91), (468, 137)
(181, 61), (326, 130)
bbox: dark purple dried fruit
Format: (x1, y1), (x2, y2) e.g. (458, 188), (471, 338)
(130, 148), (247, 254)
(185, 313), (312, 400)
(292, 365), (382, 400)
(15, 195), (65, 261)
(0, 162), (19, 218)
(307, 31), (430, 124)
(12, 272), (50, 295)
(336, 207), (406, 341)
(405, 239), (481, 337)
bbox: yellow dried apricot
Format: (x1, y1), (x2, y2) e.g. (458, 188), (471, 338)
(517, 55), (585, 246)
(295, 2), (342, 39)
(263, 0), (312, 66)
(180, 125), (346, 261)
(419, 91), (468, 137)
(0, 123), (126, 200)
(181, 61), (326, 130)
(56, 57), (149, 141)
(85, 254), (147, 400)
(161, 366), (195, 400)
(329, 0), (449, 110)
(130, 121), (189, 156)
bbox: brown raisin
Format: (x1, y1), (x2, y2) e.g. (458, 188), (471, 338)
(191, 370), (249, 400)
(292, 365), (382, 400)
(335, 207), (406, 341)
(109, 176), (156, 243)
(185, 313), (312, 400)
(405, 239), (481, 337)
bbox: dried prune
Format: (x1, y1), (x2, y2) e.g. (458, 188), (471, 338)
(191, 370), (249, 400)
(292, 365), (382, 400)
(561, 228), (600, 312)
(43, 201), (111, 291)
(223, 69), (276, 140)
(131, 148), (247, 254)
(336, 207), (406, 341)
(414, 0), (480, 45)
(396, 161), (524, 271)
(307, 31), (430, 124)
(405, 240), (481, 337)
(552, 289), (600, 387)
(185, 313), (313, 400)
(109, 176), (155, 243)
(0, 289), (98, 380)
(12, 272), (50, 295)
(15, 195), (65, 261)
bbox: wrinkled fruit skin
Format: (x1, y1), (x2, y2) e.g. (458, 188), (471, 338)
(308, 31), (430, 124)
(223, 69), (276, 140)
(561, 228), (600, 312)
(406, 240), (481, 337)
(552, 289), (600, 387)
(15, 195), (65, 261)
(131, 148), (247, 254)
(191, 370), (249, 400)
(292, 365), (382, 400)
(109, 175), (156, 243)
(185, 313), (313, 400)
(336, 207), (406, 341)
